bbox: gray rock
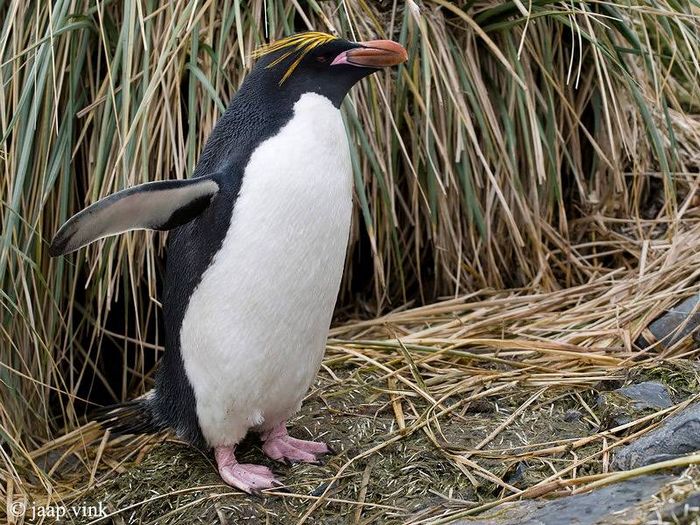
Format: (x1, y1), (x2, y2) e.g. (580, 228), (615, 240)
(616, 381), (673, 410)
(613, 403), (700, 470)
(596, 382), (673, 429)
(457, 475), (673, 525)
(639, 294), (700, 348)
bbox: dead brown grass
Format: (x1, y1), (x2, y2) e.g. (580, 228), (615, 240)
(4, 270), (700, 523)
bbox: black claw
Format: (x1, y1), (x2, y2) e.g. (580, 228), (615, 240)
(324, 445), (337, 456)
(310, 451), (330, 465)
(256, 481), (288, 495)
(249, 484), (286, 498)
(248, 488), (263, 499)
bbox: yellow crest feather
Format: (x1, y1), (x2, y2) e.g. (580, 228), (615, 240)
(252, 32), (340, 84)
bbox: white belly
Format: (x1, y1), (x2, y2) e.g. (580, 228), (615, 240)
(179, 93), (353, 447)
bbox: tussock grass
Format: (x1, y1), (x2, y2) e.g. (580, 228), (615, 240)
(1, 0), (700, 522)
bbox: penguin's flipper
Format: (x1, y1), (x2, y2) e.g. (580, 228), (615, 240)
(49, 175), (220, 256)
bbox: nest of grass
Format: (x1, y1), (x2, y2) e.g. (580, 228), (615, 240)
(5, 268), (700, 522)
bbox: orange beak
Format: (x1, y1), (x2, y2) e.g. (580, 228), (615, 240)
(331, 40), (408, 68)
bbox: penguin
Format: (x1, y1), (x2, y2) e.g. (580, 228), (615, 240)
(50, 32), (408, 493)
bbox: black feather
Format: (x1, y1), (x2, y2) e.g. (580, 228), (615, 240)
(92, 397), (162, 437)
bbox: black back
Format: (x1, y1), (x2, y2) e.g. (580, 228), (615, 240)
(147, 36), (377, 446)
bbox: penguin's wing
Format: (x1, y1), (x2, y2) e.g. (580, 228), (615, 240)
(49, 175), (220, 256)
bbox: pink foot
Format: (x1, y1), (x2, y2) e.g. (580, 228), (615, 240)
(261, 423), (332, 464)
(215, 446), (281, 494)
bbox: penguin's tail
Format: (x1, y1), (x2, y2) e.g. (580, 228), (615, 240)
(93, 392), (162, 436)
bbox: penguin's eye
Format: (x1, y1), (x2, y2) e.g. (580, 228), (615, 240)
(316, 55), (329, 63)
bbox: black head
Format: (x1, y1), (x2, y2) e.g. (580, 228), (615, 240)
(248, 32), (408, 108)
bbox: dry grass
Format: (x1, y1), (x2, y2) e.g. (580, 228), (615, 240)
(4, 274), (700, 522)
(2, 0), (700, 523)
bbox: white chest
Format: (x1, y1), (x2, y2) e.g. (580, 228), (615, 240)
(179, 93), (353, 446)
